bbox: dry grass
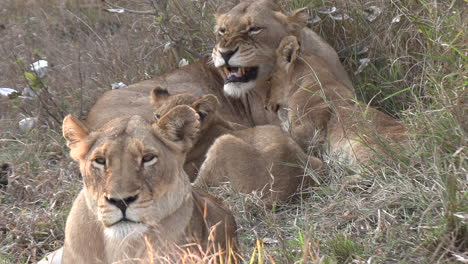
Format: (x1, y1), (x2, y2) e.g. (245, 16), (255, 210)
(0, 0), (466, 263)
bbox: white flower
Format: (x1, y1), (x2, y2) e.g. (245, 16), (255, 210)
(354, 58), (371, 75)
(19, 117), (38, 132)
(178, 59), (189, 67)
(0, 88), (18, 97)
(392, 15), (402, 23)
(30, 60), (49, 78)
(364, 6), (382, 22)
(106, 8), (124, 14)
(111, 82), (127, 90)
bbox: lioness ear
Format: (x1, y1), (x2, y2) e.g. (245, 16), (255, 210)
(62, 114), (89, 161)
(287, 7), (308, 36)
(155, 105), (200, 152)
(191, 94), (219, 121)
(277, 36), (300, 71)
(150, 86), (170, 105)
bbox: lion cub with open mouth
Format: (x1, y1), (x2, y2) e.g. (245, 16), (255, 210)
(60, 106), (238, 263)
(266, 36), (407, 166)
(151, 88), (323, 207)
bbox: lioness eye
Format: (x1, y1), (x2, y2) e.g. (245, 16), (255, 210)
(93, 157), (106, 167)
(142, 154), (157, 166)
(249, 26), (262, 34)
(218, 27), (226, 35)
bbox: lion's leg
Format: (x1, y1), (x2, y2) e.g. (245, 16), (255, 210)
(194, 135), (272, 194)
(328, 105), (386, 166)
(192, 135), (233, 188)
(327, 105), (408, 177)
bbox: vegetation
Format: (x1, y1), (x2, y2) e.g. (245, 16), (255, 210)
(0, 0), (465, 263)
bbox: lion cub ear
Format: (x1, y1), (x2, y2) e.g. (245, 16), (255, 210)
(191, 94), (219, 121)
(276, 36), (300, 71)
(287, 7), (308, 36)
(62, 114), (90, 161)
(155, 105), (200, 152)
(150, 86), (170, 105)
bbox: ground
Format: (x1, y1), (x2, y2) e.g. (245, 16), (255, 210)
(0, 0), (466, 263)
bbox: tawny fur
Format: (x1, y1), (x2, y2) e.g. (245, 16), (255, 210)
(266, 36), (407, 166)
(86, 0), (352, 128)
(152, 91), (323, 207)
(60, 107), (238, 264)
(212, 0), (353, 95)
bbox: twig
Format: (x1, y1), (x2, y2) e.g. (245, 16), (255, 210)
(78, 47), (84, 119)
(102, 0), (157, 15)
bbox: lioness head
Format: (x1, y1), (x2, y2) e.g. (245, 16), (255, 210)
(212, 0), (308, 97)
(151, 87), (220, 132)
(62, 106), (200, 241)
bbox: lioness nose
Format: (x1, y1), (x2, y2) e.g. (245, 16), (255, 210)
(220, 47), (238, 64)
(105, 195), (138, 213)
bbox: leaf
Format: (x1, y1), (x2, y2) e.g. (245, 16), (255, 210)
(16, 58), (25, 68)
(24, 72), (37, 82)
(381, 87), (411, 101)
(8, 92), (21, 99)
(0, 88), (18, 97)
(155, 15), (164, 25)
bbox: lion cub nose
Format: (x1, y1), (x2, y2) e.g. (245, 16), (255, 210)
(105, 195), (138, 213)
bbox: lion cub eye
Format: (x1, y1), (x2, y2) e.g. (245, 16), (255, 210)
(142, 154), (158, 166)
(93, 157), (106, 167)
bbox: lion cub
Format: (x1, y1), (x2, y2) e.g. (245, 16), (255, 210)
(60, 106), (238, 263)
(266, 36), (407, 165)
(152, 89), (323, 206)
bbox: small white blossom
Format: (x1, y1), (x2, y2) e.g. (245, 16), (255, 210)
(0, 88), (18, 97)
(111, 82), (127, 90)
(364, 6), (382, 22)
(106, 8), (124, 14)
(30, 60), (49, 78)
(178, 58), (189, 67)
(392, 15), (401, 23)
(355, 58), (371, 75)
(19, 117), (38, 132)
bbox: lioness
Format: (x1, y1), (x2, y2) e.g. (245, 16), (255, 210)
(212, 0), (353, 102)
(60, 106), (238, 263)
(266, 36), (407, 165)
(151, 88), (323, 206)
(87, 0), (352, 127)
